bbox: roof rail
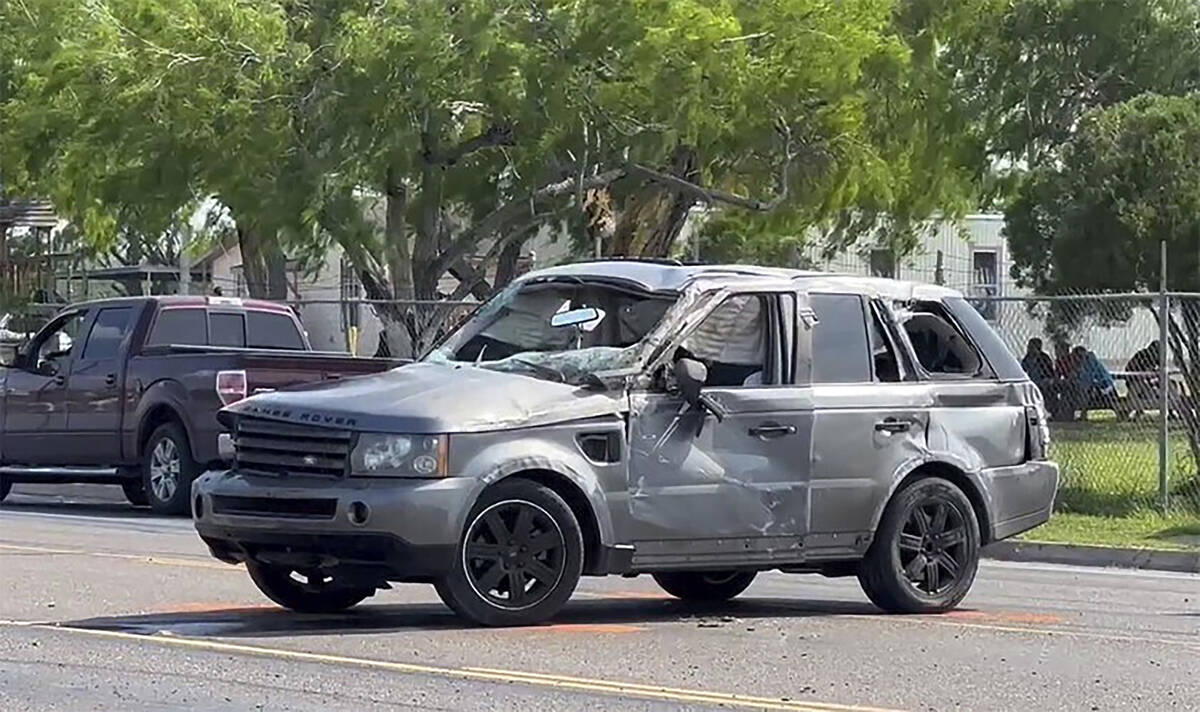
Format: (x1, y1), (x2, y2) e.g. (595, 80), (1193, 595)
(576, 256), (685, 266)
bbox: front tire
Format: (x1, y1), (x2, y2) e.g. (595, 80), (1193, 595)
(858, 477), (980, 614)
(142, 423), (200, 515)
(246, 562), (374, 613)
(435, 478), (583, 627)
(653, 571), (757, 602)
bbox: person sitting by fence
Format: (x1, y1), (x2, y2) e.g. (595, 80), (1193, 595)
(1125, 340), (1161, 420)
(1021, 337), (1056, 391)
(1072, 345), (1120, 420)
(1048, 339), (1081, 421)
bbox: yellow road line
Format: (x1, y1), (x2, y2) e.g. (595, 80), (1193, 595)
(0, 543), (233, 571)
(8, 623), (898, 712)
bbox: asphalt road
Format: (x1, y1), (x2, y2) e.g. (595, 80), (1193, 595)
(1, 483), (1197, 711)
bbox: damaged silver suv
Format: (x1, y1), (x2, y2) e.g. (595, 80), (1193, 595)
(193, 261), (1058, 626)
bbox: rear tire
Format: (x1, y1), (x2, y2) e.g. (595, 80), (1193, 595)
(121, 477), (149, 507)
(142, 422), (200, 515)
(246, 562), (374, 613)
(652, 571), (757, 602)
(0, 477), (11, 503)
(435, 478), (583, 627)
(858, 477), (980, 614)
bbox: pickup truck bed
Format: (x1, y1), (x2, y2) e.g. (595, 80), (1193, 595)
(0, 295), (398, 513)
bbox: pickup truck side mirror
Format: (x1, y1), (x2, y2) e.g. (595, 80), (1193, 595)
(673, 357), (726, 423)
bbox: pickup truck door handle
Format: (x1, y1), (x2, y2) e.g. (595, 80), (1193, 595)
(52, 374), (66, 386)
(104, 373), (117, 387)
(748, 422), (797, 439)
(874, 418), (913, 433)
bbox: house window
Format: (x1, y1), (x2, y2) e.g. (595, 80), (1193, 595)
(869, 249), (896, 278)
(969, 250), (999, 321)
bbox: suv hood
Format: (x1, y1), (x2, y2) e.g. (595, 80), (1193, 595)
(224, 362), (626, 433)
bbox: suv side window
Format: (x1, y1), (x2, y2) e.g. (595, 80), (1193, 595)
(147, 308), (207, 346)
(809, 293), (871, 384)
(867, 304), (901, 382)
(901, 301), (986, 377)
(678, 294), (770, 387)
(82, 307), (134, 361)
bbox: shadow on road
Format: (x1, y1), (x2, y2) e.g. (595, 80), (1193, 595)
(56, 596), (880, 638)
(0, 499), (165, 520)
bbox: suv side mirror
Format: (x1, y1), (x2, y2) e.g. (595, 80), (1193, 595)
(673, 358), (726, 422)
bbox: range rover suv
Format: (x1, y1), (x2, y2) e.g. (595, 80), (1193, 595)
(193, 261), (1058, 626)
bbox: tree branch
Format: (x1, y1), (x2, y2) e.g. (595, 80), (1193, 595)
(430, 167), (628, 277)
(431, 124), (515, 166)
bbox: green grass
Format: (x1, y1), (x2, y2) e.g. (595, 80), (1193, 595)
(1012, 418), (1200, 550)
(1019, 511), (1200, 551)
(1049, 419), (1199, 516)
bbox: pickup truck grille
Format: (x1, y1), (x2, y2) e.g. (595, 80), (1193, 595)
(233, 417), (351, 478)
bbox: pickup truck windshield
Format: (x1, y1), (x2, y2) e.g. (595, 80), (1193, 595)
(426, 280), (677, 383)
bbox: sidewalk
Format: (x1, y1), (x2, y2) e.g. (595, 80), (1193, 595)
(984, 540), (1200, 574)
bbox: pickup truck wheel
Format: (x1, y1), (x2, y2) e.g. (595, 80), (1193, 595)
(120, 479), (149, 507)
(0, 477), (10, 503)
(435, 479), (583, 627)
(652, 571), (757, 602)
(246, 562), (374, 613)
(857, 477), (980, 614)
(142, 423), (200, 515)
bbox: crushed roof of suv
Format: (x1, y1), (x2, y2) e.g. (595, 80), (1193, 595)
(525, 260), (963, 301)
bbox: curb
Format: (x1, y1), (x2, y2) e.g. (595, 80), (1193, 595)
(984, 540), (1200, 574)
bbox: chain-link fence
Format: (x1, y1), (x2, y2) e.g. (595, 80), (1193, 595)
(972, 293), (1200, 516)
(4, 290), (1199, 517)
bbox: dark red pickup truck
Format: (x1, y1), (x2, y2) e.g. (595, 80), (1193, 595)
(0, 296), (398, 513)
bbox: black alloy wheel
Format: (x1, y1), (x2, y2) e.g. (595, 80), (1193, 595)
(897, 498), (969, 596)
(858, 477), (980, 614)
(436, 478), (583, 626)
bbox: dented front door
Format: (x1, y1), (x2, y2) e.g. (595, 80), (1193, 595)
(625, 387), (813, 555)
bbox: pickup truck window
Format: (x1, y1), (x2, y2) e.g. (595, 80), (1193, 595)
(82, 307), (133, 360)
(246, 311), (305, 350)
(210, 312), (246, 347)
(148, 308), (207, 346)
(34, 312), (86, 372)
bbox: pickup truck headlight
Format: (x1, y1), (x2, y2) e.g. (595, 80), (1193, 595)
(350, 433), (449, 477)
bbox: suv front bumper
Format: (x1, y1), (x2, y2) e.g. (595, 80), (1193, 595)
(192, 469), (479, 581)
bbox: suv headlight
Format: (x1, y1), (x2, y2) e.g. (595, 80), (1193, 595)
(350, 433), (448, 477)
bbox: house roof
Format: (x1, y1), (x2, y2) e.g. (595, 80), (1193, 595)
(0, 200), (58, 229)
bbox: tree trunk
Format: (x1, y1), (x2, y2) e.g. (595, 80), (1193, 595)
(608, 145), (698, 258)
(264, 239), (287, 300)
(495, 238), (523, 289)
(412, 118), (444, 301)
(238, 225), (270, 298)
(384, 164), (414, 300)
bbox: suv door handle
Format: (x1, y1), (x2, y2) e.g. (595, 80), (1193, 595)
(874, 418), (912, 433)
(748, 422), (797, 439)
(52, 374), (66, 386)
(104, 373), (117, 387)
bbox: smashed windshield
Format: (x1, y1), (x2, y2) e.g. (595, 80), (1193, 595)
(426, 279), (677, 383)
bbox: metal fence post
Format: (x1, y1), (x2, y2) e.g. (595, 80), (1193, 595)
(1158, 240), (1170, 513)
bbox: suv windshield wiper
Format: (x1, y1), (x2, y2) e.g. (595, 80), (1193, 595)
(497, 358), (566, 383)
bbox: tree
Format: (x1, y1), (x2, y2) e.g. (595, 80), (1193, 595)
(1005, 93), (1200, 479)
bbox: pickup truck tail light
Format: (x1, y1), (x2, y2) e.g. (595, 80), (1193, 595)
(216, 370), (248, 406)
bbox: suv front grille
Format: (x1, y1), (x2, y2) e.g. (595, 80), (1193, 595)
(233, 417), (351, 478)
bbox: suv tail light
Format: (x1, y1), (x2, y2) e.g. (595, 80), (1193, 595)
(1023, 385), (1051, 461)
(216, 370), (248, 406)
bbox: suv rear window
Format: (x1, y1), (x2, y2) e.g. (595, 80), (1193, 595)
(809, 294), (871, 384)
(247, 311), (304, 350)
(147, 309), (207, 346)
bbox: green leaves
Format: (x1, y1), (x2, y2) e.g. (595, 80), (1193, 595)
(1006, 93), (1200, 293)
